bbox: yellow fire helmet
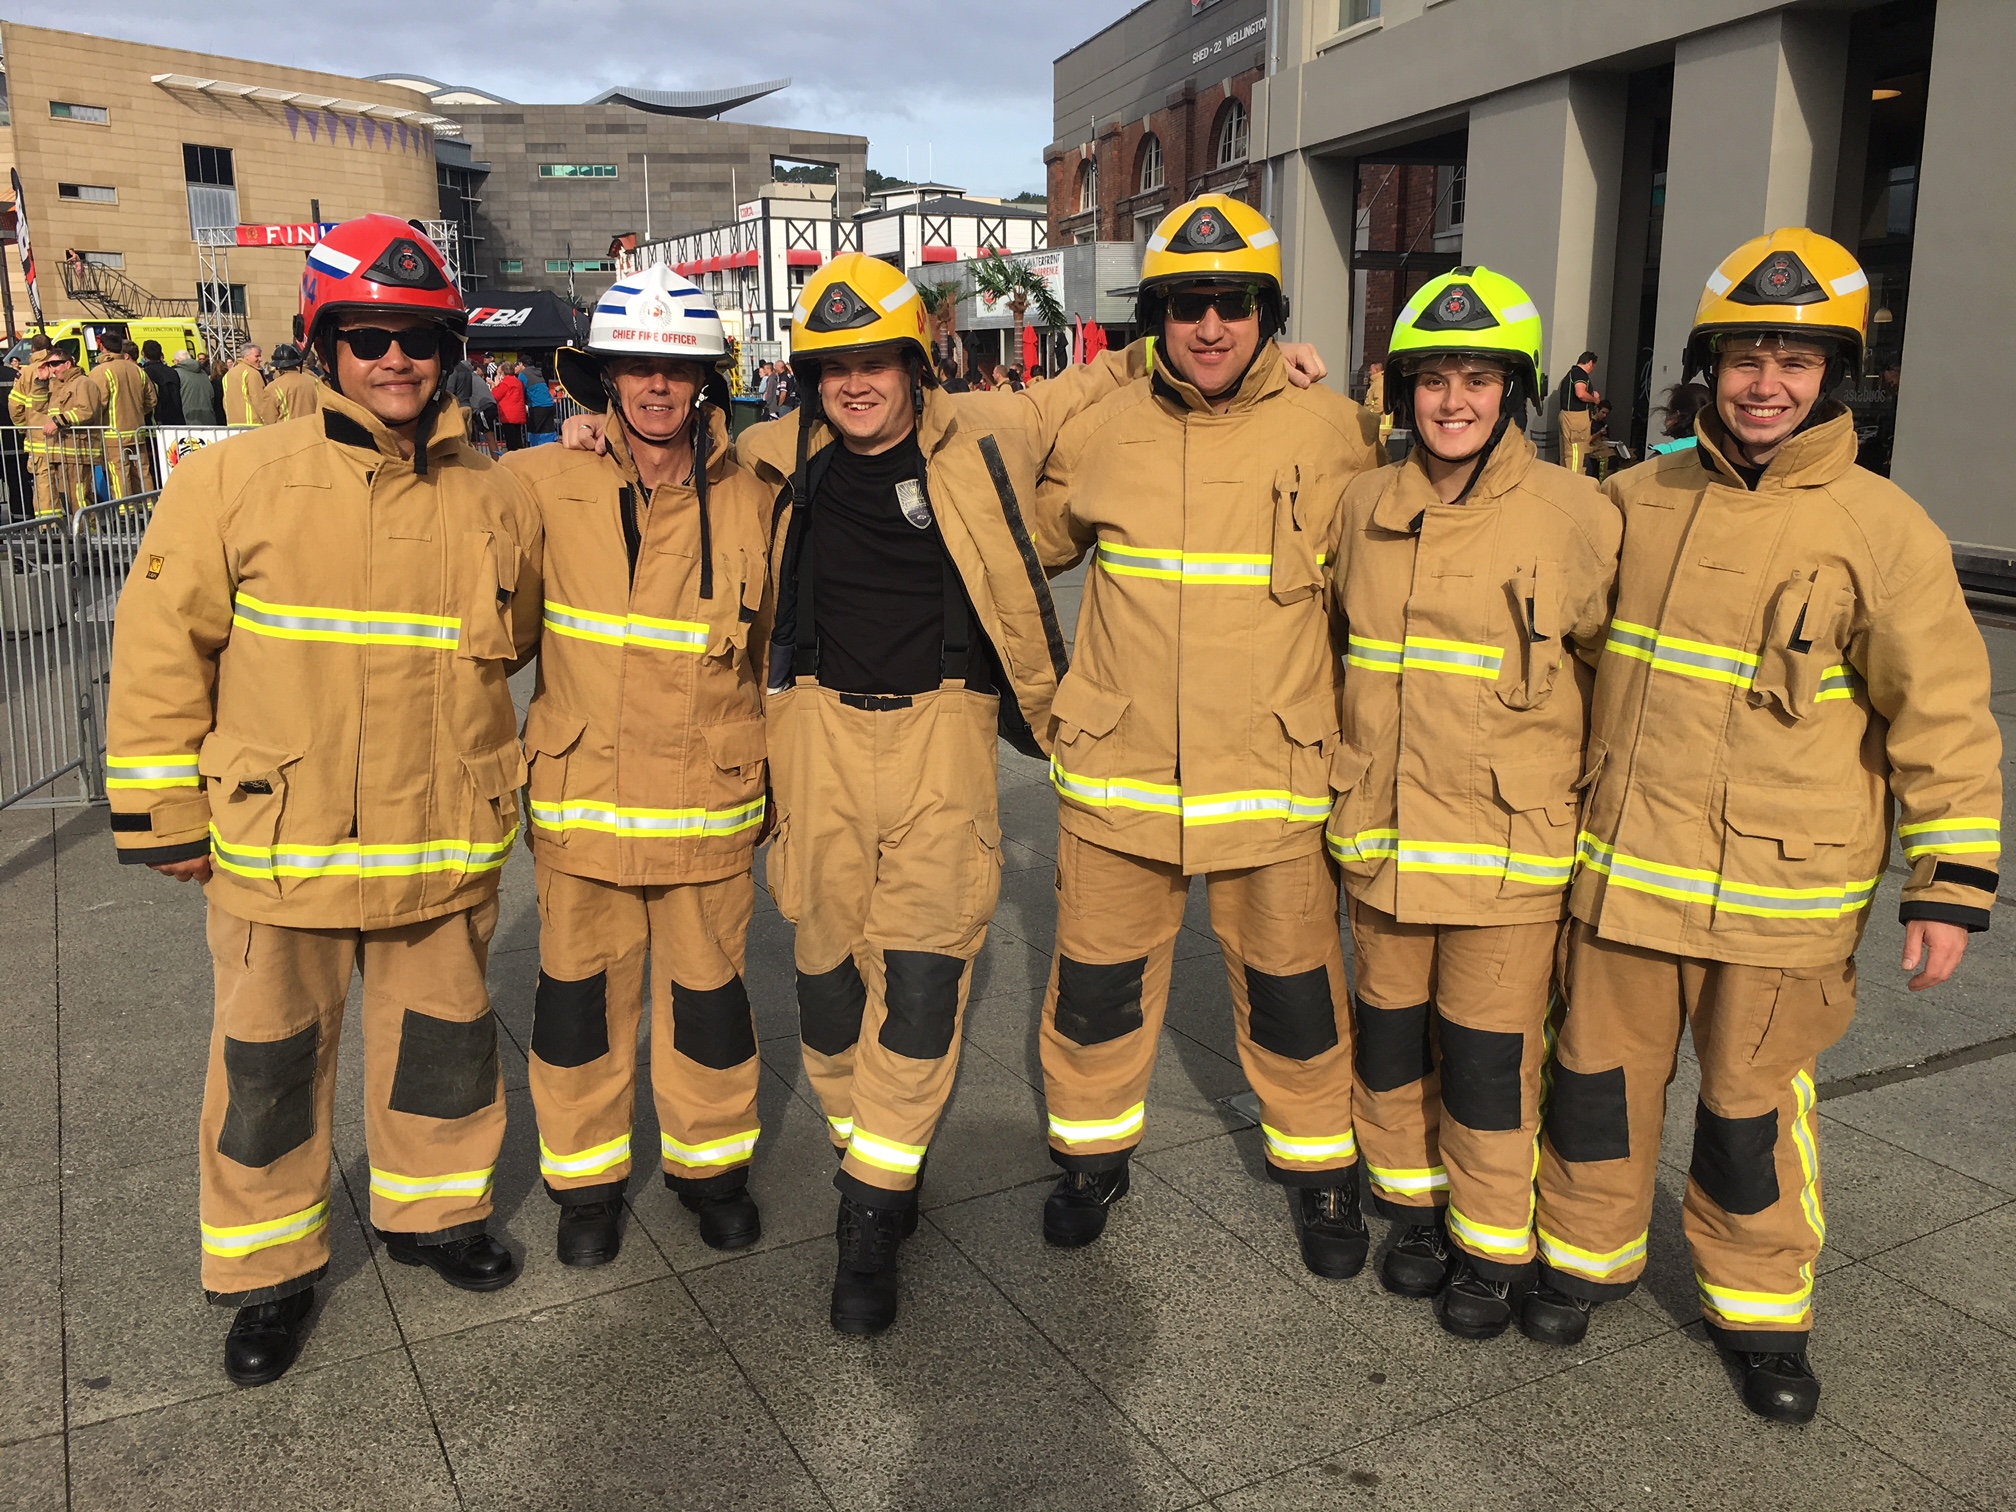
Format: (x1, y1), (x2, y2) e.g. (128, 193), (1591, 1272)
(1383, 265), (1546, 420)
(1136, 193), (1289, 334)
(789, 252), (934, 379)
(1684, 227), (1869, 380)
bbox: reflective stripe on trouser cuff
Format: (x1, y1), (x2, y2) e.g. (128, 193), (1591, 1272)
(1576, 833), (1878, 918)
(662, 1128), (759, 1169)
(1603, 619), (1758, 688)
(826, 1116), (854, 1144)
(848, 1129), (927, 1174)
(539, 1133), (632, 1180)
(1048, 1103), (1146, 1147)
(211, 825), (518, 881)
(105, 754), (200, 789)
(542, 601), (708, 653)
(530, 797), (765, 839)
(1325, 830), (1572, 887)
(232, 592), (461, 649)
(1448, 1205), (1534, 1259)
(1537, 1225), (1647, 1280)
(1697, 1274), (1813, 1327)
(1368, 1163), (1449, 1198)
(1261, 1124), (1358, 1165)
(1898, 817), (2001, 858)
(368, 1166), (496, 1203)
(1051, 758), (1327, 828)
(200, 1201), (330, 1258)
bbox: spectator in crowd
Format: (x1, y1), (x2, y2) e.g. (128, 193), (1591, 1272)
(493, 359), (528, 450)
(174, 350), (219, 426)
(935, 356), (971, 393)
(1647, 380), (1713, 457)
(142, 340), (184, 427)
(523, 363), (555, 438)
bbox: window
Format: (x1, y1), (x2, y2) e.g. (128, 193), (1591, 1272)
(59, 183), (117, 204)
(1447, 164), (1466, 230)
(80, 251), (125, 269)
(184, 145), (235, 187)
(1216, 100), (1249, 167)
(1077, 158), (1099, 213)
(545, 258), (616, 273)
(197, 283), (248, 316)
(1341, 0), (1381, 25)
(184, 143), (238, 237)
(538, 164), (618, 179)
(499, 258), (524, 274)
(49, 100), (108, 124)
(1137, 134), (1164, 194)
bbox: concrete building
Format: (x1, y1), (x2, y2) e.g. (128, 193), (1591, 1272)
(0, 21), (444, 352)
(1248, 0), (2009, 550)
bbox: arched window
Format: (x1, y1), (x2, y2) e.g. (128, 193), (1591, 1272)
(1077, 157), (1099, 213)
(1216, 98), (1249, 167)
(1137, 134), (1164, 194)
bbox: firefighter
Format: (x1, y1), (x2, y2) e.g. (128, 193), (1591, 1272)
(41, 341), (105, 514)
(223, 344), (280, 427)
(105, 216), (543, 1387)
(8, 334), (57, 519)
(1030, 194), (1385, 1277)
(1325, 267), (1620, 1336)
(268, 343), (321, 421)
(93, 339), (157, 497)
(1522, 229), (2001, 1422)
(502, 268), (772, 1267)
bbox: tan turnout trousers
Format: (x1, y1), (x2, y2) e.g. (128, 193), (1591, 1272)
(764, 681), (1004, 1207)
(528, 865), (761, 1201)
(1346, 899), (1559, 1277)
(1039, 834), (1358, 1184)
(198, 898), (505, 1305)
(1535, 922), (1855, 1346)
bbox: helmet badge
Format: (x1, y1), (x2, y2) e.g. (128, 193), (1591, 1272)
(804, 281), (879, 333)
(1411, 281), (1500, 333)
(1166, 204), (1250, 256)
(1728, 248), (1825, 306)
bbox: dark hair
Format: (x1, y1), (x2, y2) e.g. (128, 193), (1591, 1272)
(1654, 380), (1713, 435)
(1576, 351), (1598, 366)
(142, 340), (163, 360)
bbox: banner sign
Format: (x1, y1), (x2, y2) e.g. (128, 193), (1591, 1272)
(12, 169), (41, 326)
(234, 223), (337, 248)
(152, 425), (243, 480)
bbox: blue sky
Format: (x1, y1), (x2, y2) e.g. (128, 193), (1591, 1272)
(12, 0), (1146, 197)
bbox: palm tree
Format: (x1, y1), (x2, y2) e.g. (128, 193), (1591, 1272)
(968, 251), (1066, 372)
(914, 276), (964, 363)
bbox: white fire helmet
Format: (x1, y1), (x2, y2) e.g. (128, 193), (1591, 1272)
(557, 264), (731, 408)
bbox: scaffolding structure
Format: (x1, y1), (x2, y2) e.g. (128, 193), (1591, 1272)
(194, 227), (249, 361)
(421, 220), (463, 294)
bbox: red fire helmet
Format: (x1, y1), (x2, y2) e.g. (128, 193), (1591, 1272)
(299, 214), (465, 348)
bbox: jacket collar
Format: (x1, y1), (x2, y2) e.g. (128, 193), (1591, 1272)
(1693, 403), (1857, 491)
(1369, 421), (1537, 533)
(1151, 338), (1287, 417)
(319, 387), (469, 464)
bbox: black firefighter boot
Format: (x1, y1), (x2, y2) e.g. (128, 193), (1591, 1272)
(555, 1198), (624, 1268)
(830, 1194), (905, 1336)
(1519, 1279), (1595, 1347)
(1435, 1251), (1517, 1340)
(1043, 1160), (1131, 1248)
(1294, 1180), (1370, 1279)
(1380, 1212), (1453, 1298)
(378, 1228), (519, 1292)
(223, 1286), (315, 1387)
(1730, 1345), (1821, 1424)
(671, 1168), (762, 1252)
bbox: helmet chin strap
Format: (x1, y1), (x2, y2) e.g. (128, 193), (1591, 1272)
(1414, 401), (1514, 508)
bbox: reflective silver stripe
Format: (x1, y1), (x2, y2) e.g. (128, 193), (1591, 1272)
(368, 1166), (495, 1202)
(1050, 757), (1183, 816)
(1897, 817), (2001, 857)
(209, 826), (518, 880)
(1048, 1103), (1146, 1146)
(1345, 634), (1405, 672)
(105, 754), (201, 789)
(1096, 541), (1274, 584)
(1400, 637), (1503, 679)
(1578, 832), (1879, 917)
(1261, 1125), (1358, 1163)
(539, 1134), (632, 1178)
(662, 1129), (759, 1167)
(200, 1202), (330, 1258)
(1697, 1276), (1812, 1324)
(232, 593), (461, 648)
(530, 797), (765, 838)
(1603, 618), (1758, 689)
(543, 601), (709, 653)
(1181, 789), (1330, 826)
(1326, 827), (1400, 864)
(1536, 1224), (1647, 1279)
(1815, 663), (1861, 702)
(1326, 832), (1572, 887)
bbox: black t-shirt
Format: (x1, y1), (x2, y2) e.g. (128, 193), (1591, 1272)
(810, 435), (990, 696)
(1560, 363), (1595, 412)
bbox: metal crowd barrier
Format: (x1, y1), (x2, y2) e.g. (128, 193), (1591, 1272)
(1, 424), (164, 525)
(0, 489), (160, 810)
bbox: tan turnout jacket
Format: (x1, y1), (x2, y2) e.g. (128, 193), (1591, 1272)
(105, 393), (543, 929)
(223, 360), (280, 426)
(1035, 341), (1384, 874)
(1572, 407), (2001, 967)
(93, 354), (156, 437)
(270, 370), (321, 421)
(507, 408), (772, 887)
(1326, 426), (1621, 923)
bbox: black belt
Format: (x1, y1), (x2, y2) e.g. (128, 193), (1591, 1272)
(838, 693), (914, 712)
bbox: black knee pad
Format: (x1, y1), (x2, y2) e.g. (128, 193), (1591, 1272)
(672, 975), (757, 1070)
(388, 1009), (501, 1120)
(1691, 1102), (1781, 1215)
(1353, 997), (1432, 1091)
(1245, 964), (1340, 1062)
(1054, 954), (1147, 1046)
(531, 969), (610, 1068)
(1545, 1064), (1631, 1162)
(879, 950), (965, 1060)
(798, 958), (867, 1056)
(217, 1024), (319, 1168)
(1438, 1020), (1524, 1132)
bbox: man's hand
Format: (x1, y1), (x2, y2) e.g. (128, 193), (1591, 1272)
(561, 412), (608, 454)
(40, 419), (57, 439)
(1902, 919), (1969, 991)
(150, 856), (213, 884)
(1277, 342), (1328, 389)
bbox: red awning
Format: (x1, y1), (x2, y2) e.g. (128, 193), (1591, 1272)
(730, 249), (760, 269)
(786, 249), (823, 268)
(920, 245), (957, 263)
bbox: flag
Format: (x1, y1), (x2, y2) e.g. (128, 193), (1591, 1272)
(12, 169), (42, 327)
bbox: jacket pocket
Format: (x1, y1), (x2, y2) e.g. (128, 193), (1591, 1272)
(1715, 780), (1865, 932)
(1750, 563), (1852, 720)
(1493, 754), (1581, 899)
(1269, 465), (1322, 605)
(522, 703), (587, 844)
(1049, 673), (1130, 776)
(198, 733), (304, 896)
(458, 529), (520, 662)
(1276, 688), (1340, 816)
(1496, 562), (1565, 711)
(459, 736), (529, 865)
(706, 553), (758, 661)
(1323, 739), (1378, 875)
(763, 812), (801, 922)
(702, 717), (768, 834)
(961, 814), (1006, 937)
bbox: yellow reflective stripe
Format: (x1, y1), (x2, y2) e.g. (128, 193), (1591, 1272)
(1401, 636), (1503, 680)
(1448, 1205), (1534, 1258)
(1815, 663), (1862, 702)
(848, 1128), (927, 1174)
(826, 1116), (854, 1142)
(1261, 1124), (1358, 1164)
(1897, 816), (2001, 858)
(1325, 829), (1573, 887)
(200, 1201), (330, 1258)
(105, 753), (201, 789)
(1047, 1103), (1146, 1147)
(1345, 634), (1405, 672)
(1603, 618), (1758, 688)
(368, 1166), (495, 1202)
(1697, 1271), (1813, 1325)
(1052, 758), (1325, 827)
(1096, 541), (1272, 585)
(233, 592), (461, 649)
(209, 824), (518, 881)
(1790, 1070), (1825, 1247)
(1367, 1163), (1449, 1197)
(662, 1128), (759, 1168)
(539, 1133), (632, 1179)
(531, 796), (765, 839)
(1576, 832), (1878, 918)
(542, 600), (709, 653)
(1536, 1225), (1646, 1279)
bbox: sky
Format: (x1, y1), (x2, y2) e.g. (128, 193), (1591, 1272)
(9, 0), (1148, 197)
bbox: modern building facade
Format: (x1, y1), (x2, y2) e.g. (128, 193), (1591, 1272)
(1249, 0), (2009, 549)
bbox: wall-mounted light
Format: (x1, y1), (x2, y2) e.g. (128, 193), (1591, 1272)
(1872, 87), (1903, 101)
(1872, 306), (1895, 324)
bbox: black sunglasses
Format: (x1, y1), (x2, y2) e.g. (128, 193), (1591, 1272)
(335, 325), (445, 361)
(1165, 285), (1260, 323)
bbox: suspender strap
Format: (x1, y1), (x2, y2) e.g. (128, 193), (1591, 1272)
(939, 552), (970, 685)
(793, 495), (820, 680)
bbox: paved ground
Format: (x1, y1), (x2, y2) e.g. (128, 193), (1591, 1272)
(4, 589), (2014, 1511)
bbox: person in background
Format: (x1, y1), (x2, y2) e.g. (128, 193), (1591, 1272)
(1646, 381), (1712, 458)
(142, 340), (184, 428)
(1557, 350), (1601, 475)
(9, 333), (57, 519)
(92, 339), (157, 497)
(267, 345), (320, 421)
(493, 359), (528, 450)
(523, 364), (555, 439)
(41, 342), (105, 515)
(934, 357), (970, 394)
(223, 345), (279, 427)
(175, 350), (220, 426)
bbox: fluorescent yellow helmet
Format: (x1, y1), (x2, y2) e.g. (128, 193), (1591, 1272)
(1383, 265), (1545, 418)
(789, 252), (933, 376)
(1684, 227), (1868, 379)
(1136, 194), (1289, 333)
